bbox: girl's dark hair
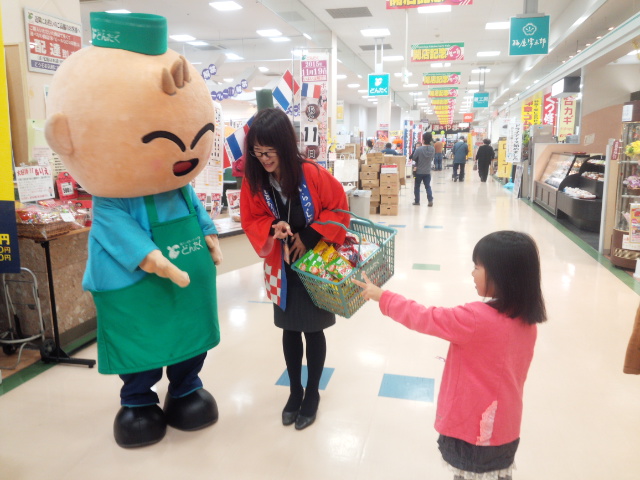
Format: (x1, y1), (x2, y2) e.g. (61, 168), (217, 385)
(244, 108), (312, 198)
(422, 132), (433, 144)
(472, 231), (547, 325)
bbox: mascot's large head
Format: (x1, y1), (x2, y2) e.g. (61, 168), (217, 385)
(45, 13), (215, 198)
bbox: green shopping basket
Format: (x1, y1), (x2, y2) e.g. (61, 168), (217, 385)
(292, 209), (397, 319)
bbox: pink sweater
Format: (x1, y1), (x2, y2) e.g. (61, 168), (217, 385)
(379, 291), (537, 446)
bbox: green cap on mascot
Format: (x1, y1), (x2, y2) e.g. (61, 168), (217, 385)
(45, 13), (223, 449)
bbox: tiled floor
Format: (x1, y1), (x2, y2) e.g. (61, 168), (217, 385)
(1, 169), (639, 480)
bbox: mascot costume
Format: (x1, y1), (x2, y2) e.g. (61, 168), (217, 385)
(44, 13), (223, 448)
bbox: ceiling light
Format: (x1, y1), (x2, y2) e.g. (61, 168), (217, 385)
(468, 89), (479, 93)
(225, 53), (244, 60)
(292, 49), (308, 57)
(209, 1), (242, 11)
(628, 50), (639, 56)
(608, 26), (614, 31)
(485, 22), (510, 30)
(383, 55), (404, 61)
(471, 68), (491, 73)
(106, 9), (131, 14)
(336, 74), (347, 79)
(187, 41), (209, 46)
(431, 63), (444, 68)
(404, 83), (418, 87)
(362, 95), (370, 98)
(347, 84), (360, 88)
(303, 33), (312, 40)
(170, 34), (196, 42)
(596, 36), (603, 39)
(257, 29), (282, 37)
(357, 89), (368, 93)
(477, 51), (500, 57)
(585, 43), (592, 47)
(361, 28), (390, 37)
(270, 37), (290, 43)
(223, 78), (233, 82)
(258, 66), (269, 73)
(468, 81), (482, 85)
(394, 72), (403, 77)
(417, 5), (451, 13)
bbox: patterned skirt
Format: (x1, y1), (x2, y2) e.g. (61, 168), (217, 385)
(438, 435), (519, 479)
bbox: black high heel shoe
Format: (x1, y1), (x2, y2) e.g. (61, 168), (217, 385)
(295, 394), (320, 430)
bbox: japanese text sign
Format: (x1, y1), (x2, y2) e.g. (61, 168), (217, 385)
(368, 73), (390, 96)
(428, 87), (458, 98)
(24, 9), (82, 74)
(473, 92), (489, 108)
(509, 16), (549, 56)
(386, 0), (473, 8)
(422, 72), (461, 85)
(411, 43), (464, 62)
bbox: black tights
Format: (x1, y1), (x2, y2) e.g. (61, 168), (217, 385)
(282, 329), (326, 416)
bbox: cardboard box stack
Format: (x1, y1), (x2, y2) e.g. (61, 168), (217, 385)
(361, 153), (384, 214)
(335, 143), (361, 159)
(379, 163), (400, 216)
(383, 154), (407, 185)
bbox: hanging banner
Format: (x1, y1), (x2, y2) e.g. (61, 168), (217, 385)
(386, 0), (473, 9)
(24, 8), (82, 74)
(463, 113), (475, 123)
(506, 119), (522, 163)
(0, 9), (20, 273)
(431, 98), (457, 106)
(301, 53), (328, 167)
(521, 96), (534, 130)
(496, 139), (510, 178)
(411, 43), (464, 62)
(428, 87), (459, 98)
(509, 16), (550, 56)
(422, 72), (461, 85)
(543, 93), (558, 135)
(558, 96), (576, 142)
(531, 91), (543, 125)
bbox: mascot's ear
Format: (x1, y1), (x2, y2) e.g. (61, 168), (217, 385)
(44, 113), (74, 155)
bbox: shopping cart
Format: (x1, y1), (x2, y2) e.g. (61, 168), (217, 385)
(0, 268), (53, 371)
(292, 210), (397, 318)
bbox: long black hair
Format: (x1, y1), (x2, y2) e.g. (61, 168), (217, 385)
(472, 231), (547, 325)
(244, 108), (312, 199)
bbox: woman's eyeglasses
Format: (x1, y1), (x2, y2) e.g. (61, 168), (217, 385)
(251, 150), (277, 159)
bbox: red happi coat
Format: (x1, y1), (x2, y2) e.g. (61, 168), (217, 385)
(240, 161), (350, 309)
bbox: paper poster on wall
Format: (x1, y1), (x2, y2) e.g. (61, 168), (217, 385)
(192, 102), (224, 218)
(558, 96), (576, 142)
(507, 119), (522, 163)
(301, 53), (328, 167)
(15, 165), (55, 202)
(24, 8), (82, 74)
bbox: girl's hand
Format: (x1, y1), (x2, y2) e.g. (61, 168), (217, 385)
(273, 221), (293, 240)
(351, 272), (383, 302)
(287, 233), (306, 263)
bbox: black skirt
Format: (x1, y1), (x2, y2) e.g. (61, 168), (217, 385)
(273, 260), (335, 332)
(437, 435), (519, 473)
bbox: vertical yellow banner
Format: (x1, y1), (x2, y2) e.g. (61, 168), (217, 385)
(531, 91), (543, 125)
(0, 5), (21, 273)
(497, 140), (510, 178)
(0, 6), (14, 202)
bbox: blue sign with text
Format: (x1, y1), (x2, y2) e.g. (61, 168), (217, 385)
(473, 92), (489, 108)
(368, 74), (390, 97)
(509, 16), (550, 56)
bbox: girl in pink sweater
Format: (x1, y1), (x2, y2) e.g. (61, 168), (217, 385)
(353, 231), (546, 480)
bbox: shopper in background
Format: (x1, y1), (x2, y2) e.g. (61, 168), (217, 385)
(240, 108), (350, 431)
(381, 142), (399, 155)
(452, 137), (469, 182)
(353, 231), (547, 480)
(433, 137), (444, 171)
(411, 132), (435, 207)
(476, 138), (496, 182)
(365, 139), (375, 154)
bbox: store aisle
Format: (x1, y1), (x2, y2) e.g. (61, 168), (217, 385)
(1, 169), (639, 480)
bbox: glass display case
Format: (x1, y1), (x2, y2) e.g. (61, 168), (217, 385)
(611, 122), (640, 269)
(534, 152), (589, 214)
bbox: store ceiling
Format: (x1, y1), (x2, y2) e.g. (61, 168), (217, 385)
(78, 0), (640, 122)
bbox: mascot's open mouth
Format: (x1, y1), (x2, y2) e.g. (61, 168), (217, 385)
(173, 159), (199, 176)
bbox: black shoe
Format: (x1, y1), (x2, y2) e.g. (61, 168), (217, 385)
(282, 410), (298, 426)
(412, 202), (420, 206)
(163, 389), (218, 431)
(114, 405), (166, 448)
(428, 201), (433, 207)
(295, 392), (320, 430)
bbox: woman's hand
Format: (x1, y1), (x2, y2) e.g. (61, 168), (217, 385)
(287, 233), (306, 263)
(351, 272), (383, 302)
(273, 221), (293, 240)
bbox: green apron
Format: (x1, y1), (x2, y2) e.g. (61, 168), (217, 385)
(92, 187), (220, 374)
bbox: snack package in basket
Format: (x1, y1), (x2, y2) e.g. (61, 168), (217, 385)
(295, 250), (326, 277)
